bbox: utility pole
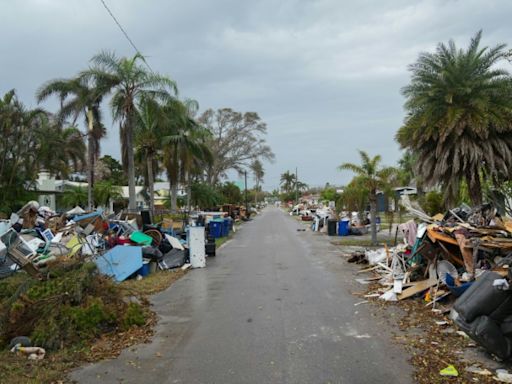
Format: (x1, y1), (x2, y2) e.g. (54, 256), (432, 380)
(295, 167), (299, 205)
(244, 170), (249, 218)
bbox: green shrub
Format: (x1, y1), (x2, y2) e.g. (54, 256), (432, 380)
(122, 302), (146, 329)
(419, 191), (445, 216)
(0, 262), (142, 351)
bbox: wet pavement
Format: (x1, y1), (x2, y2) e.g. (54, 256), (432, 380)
(71, 207), (413, 384)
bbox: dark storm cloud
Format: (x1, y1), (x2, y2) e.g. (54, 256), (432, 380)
(2, 0), (512, 189)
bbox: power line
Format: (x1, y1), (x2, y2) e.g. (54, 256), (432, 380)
(98, 0), (153, 71)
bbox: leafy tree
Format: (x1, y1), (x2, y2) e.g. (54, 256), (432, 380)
(36, 75), (109, 210)
(97, 155), (126, 185)
(197, 108), (274, 185)
(338, 176), (369, 214)
(35, 119), (86, 179)
(397, 31), (512, 205)
(320, 187), (339, 202)
(0, 90), (84, 214)
(339, 150), (395, 245)
(220, 182), (242, 204)
(418, 190), (445, 216)
(82, 51), (177, 210)
(60, 186), (88, 208)
(190, 182), (222, 209)
(93, 181), (123, 208)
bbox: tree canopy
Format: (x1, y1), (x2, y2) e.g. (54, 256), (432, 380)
(396, 31), (512, 205)
(198, 108), (274, 185)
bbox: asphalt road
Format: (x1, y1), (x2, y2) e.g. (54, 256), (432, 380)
(71, 207), (412, 384)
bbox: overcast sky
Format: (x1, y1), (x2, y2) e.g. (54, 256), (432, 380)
(2, 0), (512, 190)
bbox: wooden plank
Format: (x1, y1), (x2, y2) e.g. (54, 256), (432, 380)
(437, 241), (465, 266)
(427, 228), (458, 245)
(356, 266), (378, 274)
(397, 279), (437, 300)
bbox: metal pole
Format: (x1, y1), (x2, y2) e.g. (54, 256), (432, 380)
(295, 167), (298, 205)
(244, 170), (249, 218)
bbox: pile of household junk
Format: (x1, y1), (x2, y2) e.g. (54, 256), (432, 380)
(0, 201), (215, 283)
(348, 197), (512, 360)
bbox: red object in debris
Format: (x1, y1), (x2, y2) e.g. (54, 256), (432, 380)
(301, 216), (313, 221)
(117, 236), (132, 245)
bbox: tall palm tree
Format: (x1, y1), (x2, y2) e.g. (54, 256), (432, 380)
(36, 76), (108, 210)
(280, 171), (296, 194)
(82, 51), (177, 211)
(339, 150), (395, 245)
(162, 99), (212, 212)
(134, 95), (165, 214)
(250, 160), (264, 203)
(397, 31), (512, 205)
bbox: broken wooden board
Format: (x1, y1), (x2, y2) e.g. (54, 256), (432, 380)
(356, 265), (379, 274)
(397, 279), (437, 300)
(427, 228), (458, 245)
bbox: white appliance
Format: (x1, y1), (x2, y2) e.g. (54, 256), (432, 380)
(188, 226), (206, 268)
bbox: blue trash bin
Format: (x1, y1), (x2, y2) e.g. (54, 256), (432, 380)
(209, 221), (222, 239)
(223, 218), (231, 236)
(221, 219), (229, 236)
(338, 219), (350, 236)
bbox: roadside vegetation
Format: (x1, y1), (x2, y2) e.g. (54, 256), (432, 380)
(0, 262), (186, 383)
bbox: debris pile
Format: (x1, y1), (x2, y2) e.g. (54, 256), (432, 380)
(349, 201), (512, 361)
(0, 201), (220, 284)
(0, 201), (226, 356)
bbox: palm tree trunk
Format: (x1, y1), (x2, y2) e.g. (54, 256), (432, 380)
(126, 115), (137, 211)
(86, 109), (95, 211)
(186, 170), (192, 213)
(467, 170), (483, 206)
(147, 154), (154, 219)
(370, 192), (377, 246)
(171, 183), (178, 212)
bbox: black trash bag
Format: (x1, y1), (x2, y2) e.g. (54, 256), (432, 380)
(490, 295), (512, 322)
(158, 238), (173, 254)
(142, 246), (163, 262)
(160, 248), (186, 269)
(205, 242), (216, 257)
(470, 315), (512, 360)
(453, 271), (510, 323)
(501, 315), (512, 337)
(452, 309), (473, 334)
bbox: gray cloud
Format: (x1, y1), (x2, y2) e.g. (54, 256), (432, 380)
(2, 0), (512, 190)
